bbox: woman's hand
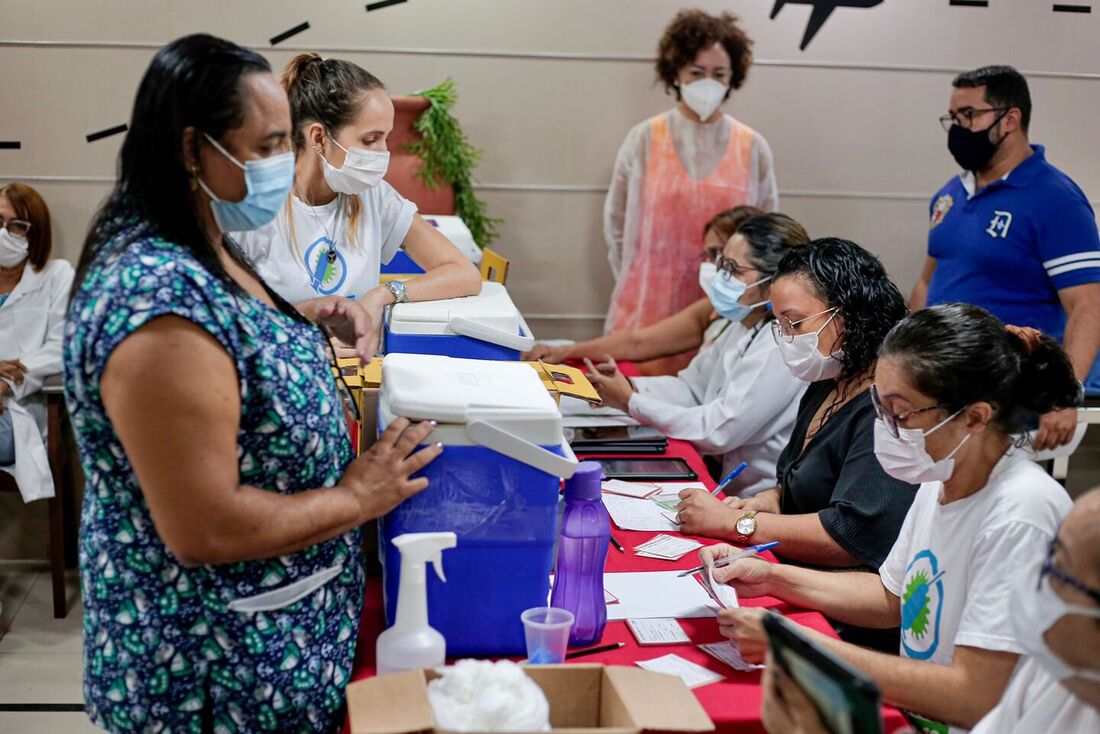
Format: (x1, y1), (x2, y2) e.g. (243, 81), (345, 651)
(339, 417), (442, 522)
(727, 488), (781, 513)
(761, 652), (831, 734)
(298, 296), (378, 360)
(583, 356), (635, 412)
(717, 607), (770, 664)
(676, 488), (738, 538)
(524, 342), (574, 363)
(0, 359), (27, 385)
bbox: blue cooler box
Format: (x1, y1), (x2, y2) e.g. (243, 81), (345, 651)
(378, 354), (578, 656)
(380, 251), (425, 276)
(383, 282), (534, 361)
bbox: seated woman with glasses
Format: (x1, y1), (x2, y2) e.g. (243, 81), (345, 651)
(0, 182), (74, 503)
(703, 304), (1079, 731)
(581, 213), (809, 497)
(526, 205), (762, 367)
(676, 238), (916, 568)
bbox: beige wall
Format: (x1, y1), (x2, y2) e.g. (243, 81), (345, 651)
(1, 1), (1099, 554)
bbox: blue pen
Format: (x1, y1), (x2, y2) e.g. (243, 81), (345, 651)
(711, 461), (749, 496)
(678, 541), (781, 577)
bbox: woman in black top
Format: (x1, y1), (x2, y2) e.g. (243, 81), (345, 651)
(678, 238), (916, 570)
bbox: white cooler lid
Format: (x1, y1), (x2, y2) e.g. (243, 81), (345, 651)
(388, 282), (520, 335)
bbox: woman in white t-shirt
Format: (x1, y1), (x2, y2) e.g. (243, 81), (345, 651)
(234, 53), (481, 352)
(697, 304), (1081, 732)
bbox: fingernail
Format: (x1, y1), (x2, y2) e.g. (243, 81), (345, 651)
(429, 420), (438, 427)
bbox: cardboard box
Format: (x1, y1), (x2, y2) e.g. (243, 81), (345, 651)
(347, 664), (715, 734)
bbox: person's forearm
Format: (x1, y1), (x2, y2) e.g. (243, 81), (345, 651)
(908, 279), (928, 312)
(809, 632), (1011, 729)
(403, 260), (481, 301)
(1063, 308), (1100, 381)
(747, 512), (860, 567)
(768, 565), (898, 628)
(168, 483), (363, 566)
(562, 330), (642, 362)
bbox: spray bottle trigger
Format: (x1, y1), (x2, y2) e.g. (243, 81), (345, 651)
(430, 553), (447, 583)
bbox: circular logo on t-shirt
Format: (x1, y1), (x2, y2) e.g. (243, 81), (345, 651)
(901, 549), (945, 660)
(303, 237), (348, 296)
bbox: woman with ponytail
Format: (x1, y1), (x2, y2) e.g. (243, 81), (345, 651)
(235, 53), (480, 353)
(699, 303), (1079, 732)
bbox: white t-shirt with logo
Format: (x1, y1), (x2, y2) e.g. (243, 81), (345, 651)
(234, 181), (417, 304)
(879, 449), (1072, 733)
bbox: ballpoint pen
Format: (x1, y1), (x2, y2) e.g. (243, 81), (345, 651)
(677, 541), (780, 577)
(711, 461), (749, 496)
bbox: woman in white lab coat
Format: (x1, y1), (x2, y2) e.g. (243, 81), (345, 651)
(585, 213), (808, 497)
(0, 183), (74, 502)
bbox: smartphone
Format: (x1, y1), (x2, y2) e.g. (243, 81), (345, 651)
(571, 425), (667, 444)
(595, 457), (698, 481)
(573, 443), (668, 455)
(763, 612), (883, 734)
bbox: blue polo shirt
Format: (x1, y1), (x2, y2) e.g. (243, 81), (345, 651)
(926, 145), (1100, 343)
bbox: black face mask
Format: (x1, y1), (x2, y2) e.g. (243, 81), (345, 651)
(947, 112), (1008, 172)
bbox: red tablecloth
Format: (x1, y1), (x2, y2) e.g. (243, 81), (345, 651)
(344, 434), (906, 733)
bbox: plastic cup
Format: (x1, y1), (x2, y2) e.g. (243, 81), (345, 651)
(521, 606), (574, 664)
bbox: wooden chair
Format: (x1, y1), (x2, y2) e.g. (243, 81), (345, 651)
(0, 374), (78, 618)
(479, 248), (510, 285)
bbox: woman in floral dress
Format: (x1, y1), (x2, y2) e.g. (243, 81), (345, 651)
(64, 34), (440, 733)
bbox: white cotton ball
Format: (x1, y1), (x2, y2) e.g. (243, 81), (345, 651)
(427, 659), (551, 732)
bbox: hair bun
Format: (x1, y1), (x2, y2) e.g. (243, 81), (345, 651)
(281, 52), (323, 92)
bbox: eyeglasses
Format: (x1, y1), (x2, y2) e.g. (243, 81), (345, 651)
(715, 254), (758, 280)
(1040, 536), (1100, 606)
(320, 329), (361, 422)
(0, 216), (32, 238)
(939, 107), (1008, 132)
(869, 384), (948, 439)
(770, 306), (838, 343)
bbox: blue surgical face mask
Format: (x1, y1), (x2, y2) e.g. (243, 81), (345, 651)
(197, 133), (295, 232)
(709, 272), (771, 322)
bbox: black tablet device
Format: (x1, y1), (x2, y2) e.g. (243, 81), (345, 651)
(595, 457), (697, 481)
(571, 425), (667, 445)
(572, 443), (668, 455)
(763, 612), (883, 734)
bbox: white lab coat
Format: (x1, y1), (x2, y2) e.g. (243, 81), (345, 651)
(628, 320), (806, 497)
(0, 259), (74, 502)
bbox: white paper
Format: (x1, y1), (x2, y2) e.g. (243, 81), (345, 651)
(634, 534), (703, 561)
(698, 642), (764, 672)
(627, 618), (691, 645)
(637, 654), (724, 689)
(700, 566), (739, 609)
(604, 589), (619, 604)
(559, 395), (637, 420)
(603, 493), (680, 532)
(1024, 423), (1087, 461)
(604, 571), (721, 620)
(650, 483), (710, 511)
(603, 479), (660, 499)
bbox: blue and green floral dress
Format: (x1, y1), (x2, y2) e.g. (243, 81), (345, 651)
(64, 221), (364, 733)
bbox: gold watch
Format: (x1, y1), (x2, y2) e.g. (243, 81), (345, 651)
(735, 510), (758, 539)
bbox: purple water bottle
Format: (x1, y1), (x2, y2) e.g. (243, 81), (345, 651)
(550, 461), (610, 647)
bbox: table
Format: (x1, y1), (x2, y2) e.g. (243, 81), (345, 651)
(345, 436), (907, 733)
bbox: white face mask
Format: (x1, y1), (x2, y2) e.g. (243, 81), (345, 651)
(873, 411), (970, 484)
(0, 227), (29, 268)
(698, 261), (717, 296)
(680, 78), (728, 121)
(1012, 571), (1100, 684)
(320, 136), (390, 195)
(774, 309), (844, 382)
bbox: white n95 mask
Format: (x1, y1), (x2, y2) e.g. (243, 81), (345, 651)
(698, 262), (717, 296)
(773, 310), (844, 382)
(0, 227), (29, 268)
(321, 137), (390, 195)
(680, 79), (727, 121)
(873, 411), (969, 484)
(1011, 571), (1100, 683)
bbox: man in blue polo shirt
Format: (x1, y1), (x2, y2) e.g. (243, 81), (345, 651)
(909, 65), (1100, 450)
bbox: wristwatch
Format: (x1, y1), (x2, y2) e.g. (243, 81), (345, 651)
(385, 280), (409, 305)
(735, 510), (758, 539)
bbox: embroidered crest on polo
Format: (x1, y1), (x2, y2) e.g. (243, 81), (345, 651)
(930, 194), (953, 228)
(986, 210), (1013, 239)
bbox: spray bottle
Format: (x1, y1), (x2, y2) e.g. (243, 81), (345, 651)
(377, 532), (457, 675)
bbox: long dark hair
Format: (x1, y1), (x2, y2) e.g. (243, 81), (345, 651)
(73, 34), (278, 303)
(738, 213), (810, 275)
(774, 238), (908, 381)
(881, 304), (1081, 436)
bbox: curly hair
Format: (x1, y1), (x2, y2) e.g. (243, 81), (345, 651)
(881, 304), (1081, 436)
(656, 9), (754, 97)
(774, 238), (908, 382)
